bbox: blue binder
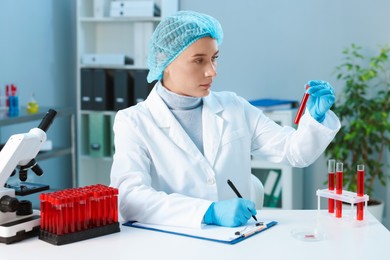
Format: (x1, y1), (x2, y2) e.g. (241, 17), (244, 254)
(249, 98), (298, 111)
(123, 220), (277, 244)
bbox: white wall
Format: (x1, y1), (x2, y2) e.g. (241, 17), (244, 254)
(180, 0), (390, 228)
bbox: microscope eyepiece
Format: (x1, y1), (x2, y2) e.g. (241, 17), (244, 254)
(38, 109), (57, 132)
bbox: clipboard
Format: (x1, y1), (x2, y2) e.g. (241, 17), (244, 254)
(123, 219), (278, 244)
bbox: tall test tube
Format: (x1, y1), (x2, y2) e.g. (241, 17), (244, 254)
(328, 159), (336, 213)
(357, 164), (365, 220)
(335, 162), (343, 218)
(294, 84), (310, 124)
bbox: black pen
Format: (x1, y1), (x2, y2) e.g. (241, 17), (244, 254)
(227, 179), (258, 221)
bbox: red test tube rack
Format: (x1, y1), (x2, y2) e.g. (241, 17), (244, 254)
(39, 184), (120, 245)
(316, 162), (369, 221)
(316, 189), (369, 220)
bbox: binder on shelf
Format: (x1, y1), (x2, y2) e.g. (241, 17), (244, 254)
(109, 113), (116, 156)
(93, 69), (114, 111)
(124, 219), (278, 245)
(81, 54), (134, 66)
(81, 69), (94, 110)
(263, 170), (281, 207)
(88, 113), (110, 158)
(131, 69), (153, 104)
(93, 0), (109, 18)
(249, 99), (298, 112)
(133, 23), (154, 67)
(268, 176), (282, 207)
(110, 1), (161, 17)
(113, 70), (133, 111)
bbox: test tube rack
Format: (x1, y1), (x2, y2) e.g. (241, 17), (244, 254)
(316, 189), (369, 220)
(39, 184), (120, 245)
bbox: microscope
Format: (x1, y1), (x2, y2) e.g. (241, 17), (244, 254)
(0, 109), (57, 244)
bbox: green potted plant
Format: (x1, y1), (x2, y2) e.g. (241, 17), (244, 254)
(324, 44), (390, 220)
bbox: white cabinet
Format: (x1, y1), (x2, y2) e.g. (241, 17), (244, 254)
(76, 0), (177, 187)
(251, 109), (303, 209)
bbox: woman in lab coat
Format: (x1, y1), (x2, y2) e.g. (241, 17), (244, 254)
(110, 11), (340, 228)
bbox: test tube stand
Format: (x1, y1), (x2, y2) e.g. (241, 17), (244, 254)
(316, 189), (369, 220)
(39, 222), (120, 246)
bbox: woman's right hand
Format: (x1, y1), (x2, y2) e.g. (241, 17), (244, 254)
(203, 198), (257, 227)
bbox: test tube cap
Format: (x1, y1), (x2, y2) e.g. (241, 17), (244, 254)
(328, 159), (336, 173)
(336, 162), (343, 172)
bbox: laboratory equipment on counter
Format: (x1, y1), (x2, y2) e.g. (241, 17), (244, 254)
(316, 189), (369, 221)
(27, 93), (39, 114)
(316, 161), (369, 221)
(0, 109), (56, 244)
(39, 184), (119, 246)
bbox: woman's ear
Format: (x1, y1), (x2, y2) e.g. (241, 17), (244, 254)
(163, 66), (170, 80)
(164, 65), (171, 74)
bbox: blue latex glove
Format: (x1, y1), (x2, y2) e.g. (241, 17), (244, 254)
(203, 198), (257, 227)
(306, 80), (335, 123)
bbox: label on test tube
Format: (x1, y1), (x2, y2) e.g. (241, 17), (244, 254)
(335, 162), (343, 218)
(328, 159), (336, 213)
(357, 164), (365, 220)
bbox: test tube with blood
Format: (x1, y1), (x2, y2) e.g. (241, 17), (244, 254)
(93, 190), (101, 227)
(86, 190), (92, 228)
(294, 84), (310, 124)
(79, 192), (87, 230)
(113, 188), (119, 223)
(39, 193), (47, 231)
(100, 188), (106, 226)
(328, 159), (336, 213)
(357, 164), (365, 220)
(106, 189), (112, 225)
(103, 189), (109, 226)
(63, 195), (69, 234)
(78, 191), (85, 231)
(56, 196), (64, 236)
(70, 194), (76, 233)
(335, 162), (343, 218)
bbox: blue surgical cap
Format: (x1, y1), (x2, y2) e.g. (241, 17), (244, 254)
(146, 10), (224, 83)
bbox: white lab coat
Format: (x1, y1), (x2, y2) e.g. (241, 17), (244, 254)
(110, 82), (341, 228)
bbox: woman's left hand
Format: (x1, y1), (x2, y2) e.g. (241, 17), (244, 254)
(306, 80), (335, 123)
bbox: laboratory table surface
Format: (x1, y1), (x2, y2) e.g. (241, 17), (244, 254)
(1, 210), (389, 260)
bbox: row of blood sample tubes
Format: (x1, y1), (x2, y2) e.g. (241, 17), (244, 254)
(40, 184), (118, 236)
(327, 160), (365, 220)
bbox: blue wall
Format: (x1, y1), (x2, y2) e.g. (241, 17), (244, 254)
(0, 0), (76, 108)
(0, 0), (76, 207)
(180, 0), (390, 99)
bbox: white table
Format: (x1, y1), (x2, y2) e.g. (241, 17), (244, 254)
(1, 210), (389, 260)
